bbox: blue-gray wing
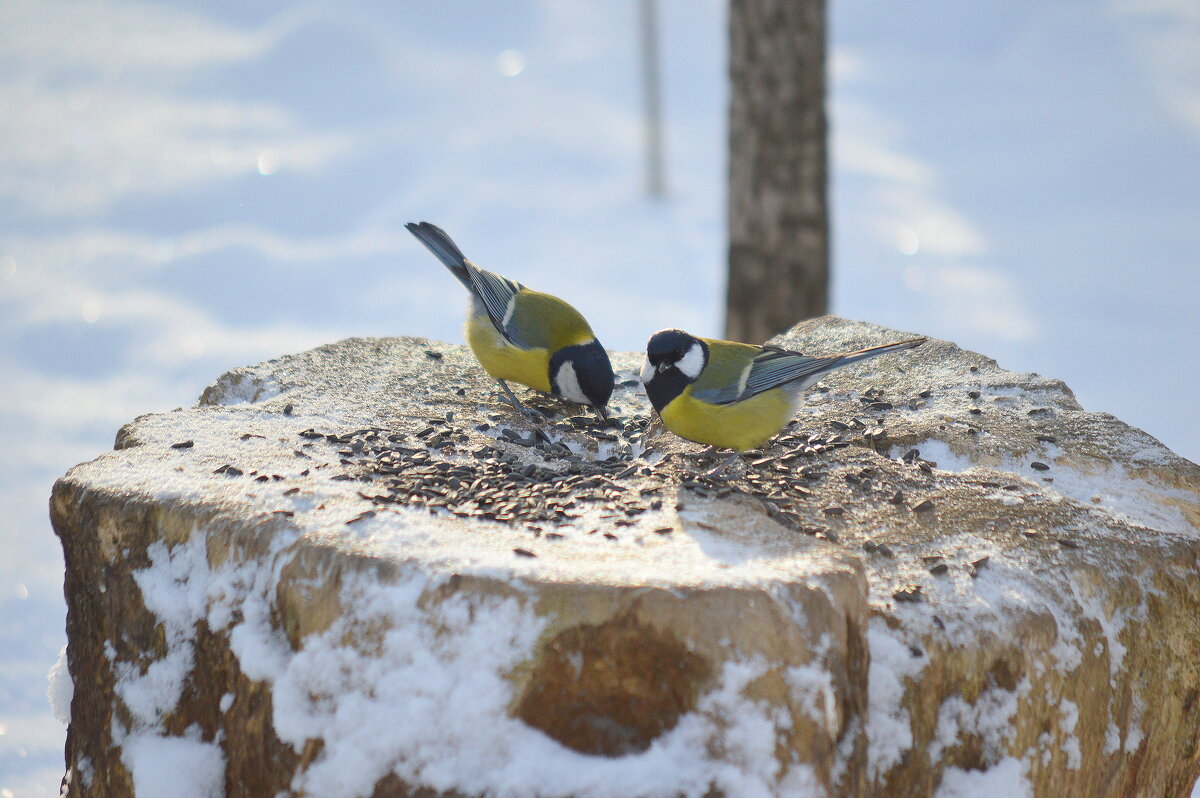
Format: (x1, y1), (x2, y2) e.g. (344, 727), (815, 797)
(692, 338), (926, 405)
(693, 346), (841, 405)
(468, 266), (528, 347)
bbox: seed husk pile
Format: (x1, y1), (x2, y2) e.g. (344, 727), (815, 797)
(221, 381), (976, 548)
(284, 400), (909, 540)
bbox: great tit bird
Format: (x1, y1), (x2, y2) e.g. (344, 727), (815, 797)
(406, 221), (614, 419)
(641, 329), (925, 473)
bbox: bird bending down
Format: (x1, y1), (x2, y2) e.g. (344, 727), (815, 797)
(640, 329), (926, 476)
(406, 222), (614, 419)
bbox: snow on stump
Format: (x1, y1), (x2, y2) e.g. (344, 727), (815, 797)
(50, 317), (1200, 797)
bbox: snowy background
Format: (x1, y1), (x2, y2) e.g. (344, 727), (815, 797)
(1, 0), (1198, 794)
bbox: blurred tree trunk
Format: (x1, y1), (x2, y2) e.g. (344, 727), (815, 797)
(725, 0), (828, 343)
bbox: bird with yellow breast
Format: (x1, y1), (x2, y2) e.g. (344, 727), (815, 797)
(407, 222), (614, 419)
(641, 329), (925, 474)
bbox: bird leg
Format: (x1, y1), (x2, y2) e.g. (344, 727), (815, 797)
(701, 451), (740, 479)
(495, 380), (543, 422)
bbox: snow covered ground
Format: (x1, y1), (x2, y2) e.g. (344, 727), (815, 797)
(1, 0), (1197, 795)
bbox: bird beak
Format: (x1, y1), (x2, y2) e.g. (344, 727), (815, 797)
(594, 405), (608, 422)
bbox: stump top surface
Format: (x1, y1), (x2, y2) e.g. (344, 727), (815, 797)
(62, 316), (1199, 600)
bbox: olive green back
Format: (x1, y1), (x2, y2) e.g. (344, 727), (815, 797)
(692, 338), (759, 394)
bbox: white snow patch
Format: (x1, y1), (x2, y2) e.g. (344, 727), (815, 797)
(892, 438), (1196, 536)
(1125, 694), (1146, 752)
(866, 619), (925, 779)
(48, 644), (73, 725)
(1064, 575), (1142, 679)
(934, 757), (1031, 798)
(1058, 698), (1081, 769)
(1104, 722), (1121, 755)
(256, 575), (800, 798)
(204, 371), (281, 405)
(120, 529), (833, 797)
(928, 682), (1024, 762)
(786, 661), (839, 735)
(117, 533), (213, 728)
(122, 733), (225, 798)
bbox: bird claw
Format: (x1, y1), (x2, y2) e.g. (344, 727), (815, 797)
(519, 406), (546, 423)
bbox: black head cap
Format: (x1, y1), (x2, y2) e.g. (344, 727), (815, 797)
(549, 341), (614, 412)
(646, 329), (700, 367)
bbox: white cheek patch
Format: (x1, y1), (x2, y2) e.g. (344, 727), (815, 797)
(677, 342), (705, 380)
(639, 358), (655, 386)
(555, 360), (589, 405)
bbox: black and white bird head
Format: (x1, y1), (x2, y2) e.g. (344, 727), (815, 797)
(640, 329), (708, 412)
(549, 340), (614, 419)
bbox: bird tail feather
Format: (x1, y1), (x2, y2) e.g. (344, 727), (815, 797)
(405, 221), (473, 290)
(831, 337), (926, 369)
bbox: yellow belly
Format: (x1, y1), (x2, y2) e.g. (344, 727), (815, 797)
(466, 314), (551, 392)
(660, 387), (795, 451)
